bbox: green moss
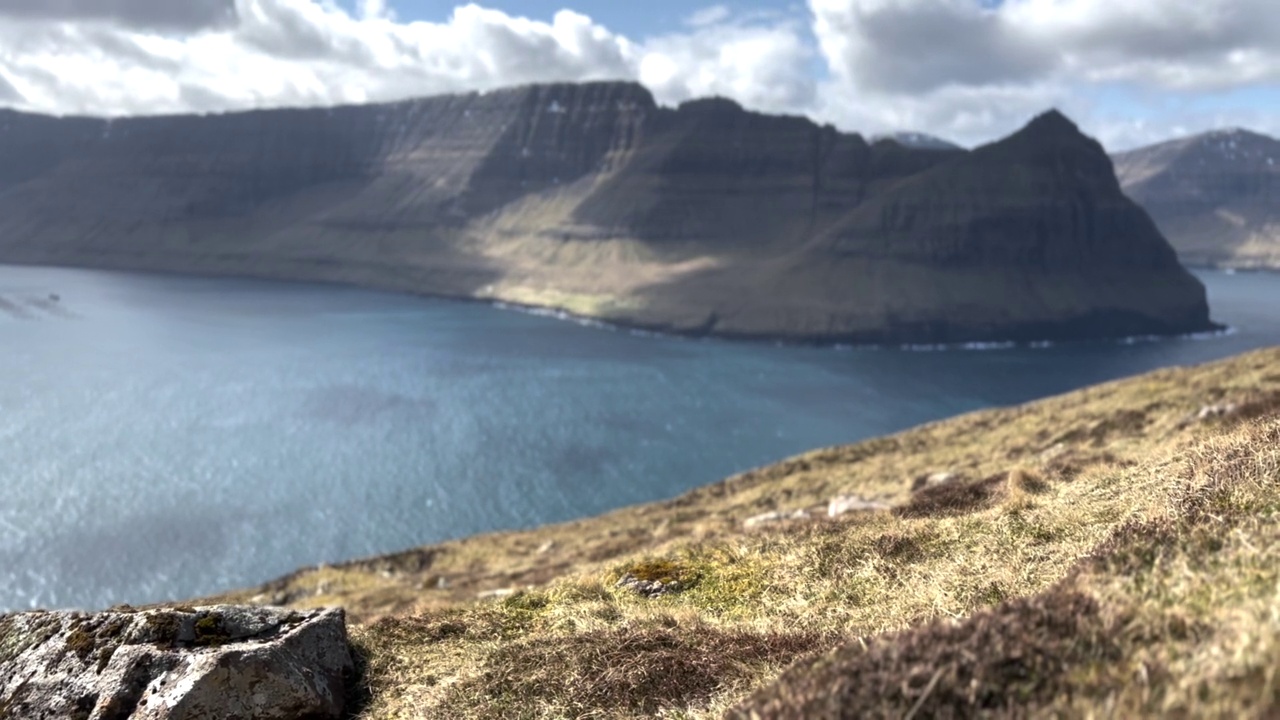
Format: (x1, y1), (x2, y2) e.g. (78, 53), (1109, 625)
(499, 592), (550, 614)
(65, 622), (95, 660)
(193, 612), (230, 647)
(144, 612), (182, 645)
(56, 614), (132, 671)
(621, 558), (689, 586)
(677, 547), (772, 618)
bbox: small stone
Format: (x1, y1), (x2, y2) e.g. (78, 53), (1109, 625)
(536, 541), (556, 554)
(743, 509), (809, 529)
(910, 472), (960, 492)
(827, 495), (890, 518)
(614, 573), (684, 599)
(477, 588), (517, 600)
(1038, 444), (1069, 461)
(1197, 403), (1239, 420)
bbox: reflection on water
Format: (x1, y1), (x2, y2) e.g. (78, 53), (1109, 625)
(0, 265), (1278, 611)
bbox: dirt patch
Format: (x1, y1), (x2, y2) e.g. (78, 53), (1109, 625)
(1087, 409), (1149, 444)
(871, 533), (926, 562)
(895, 474), (1006, 519)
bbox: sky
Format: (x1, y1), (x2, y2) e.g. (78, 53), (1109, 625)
(0, 0), (1276, 150)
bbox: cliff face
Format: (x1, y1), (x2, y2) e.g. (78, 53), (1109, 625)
(1113, 129), (1280, 270)
(0, 83), (1213, 343)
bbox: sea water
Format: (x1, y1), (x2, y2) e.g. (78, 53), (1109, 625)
(2, 265), (1278, 611)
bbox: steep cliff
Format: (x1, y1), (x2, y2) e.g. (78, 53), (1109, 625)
(1113, 128), (1280, 270)
(0, 83), (1213, 343)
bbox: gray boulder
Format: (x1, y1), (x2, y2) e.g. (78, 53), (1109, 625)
(0, 604), (352, 719)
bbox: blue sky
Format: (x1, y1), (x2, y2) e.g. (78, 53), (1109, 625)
(350, 1), (711, 36)
(338, 1), (801, 38)
(0, 0), (1276, 149)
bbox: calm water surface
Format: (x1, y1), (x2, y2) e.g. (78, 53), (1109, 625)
(1, 266), (1278, 611)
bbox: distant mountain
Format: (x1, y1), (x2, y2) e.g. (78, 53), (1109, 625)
(0, 85), (1212, 343)
(875, 131), (963, 151)
(1113, 129), (1280, 270)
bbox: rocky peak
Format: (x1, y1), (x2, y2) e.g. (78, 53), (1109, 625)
(969, 108), (1117, 191)
(990, 108), (1099, 158)
(1020, 108), (1079, 136)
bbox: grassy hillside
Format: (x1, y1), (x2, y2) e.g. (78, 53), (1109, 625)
(205, 346), (1280, 718)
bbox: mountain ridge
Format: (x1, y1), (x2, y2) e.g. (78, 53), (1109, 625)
(1113, 127), (1280, 270)
(0, 81), (1213, 343)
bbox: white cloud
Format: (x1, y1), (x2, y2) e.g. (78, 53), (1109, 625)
(0, 2), (644, 115)
(807, 0), (1280, 147)
(357, 0), (395, 21)
(0, 0), (1276, 149)
(1008, 0), (1280, 90)
(685, 5), (731, 27)
(639, 20), (816, 110)
(0, 1), (813, 122)
(0, 70), (22, 103)
(811, 0), (1056, 93)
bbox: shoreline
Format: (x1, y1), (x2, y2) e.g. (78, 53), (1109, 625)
(0, 255), (1228, 349)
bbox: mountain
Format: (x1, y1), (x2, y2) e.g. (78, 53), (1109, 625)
(0, 83), (1213, 343)
(1113, 128), (1280, 270)
(875, 131), (963, 151)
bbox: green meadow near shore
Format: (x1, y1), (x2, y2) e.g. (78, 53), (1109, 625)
(193, 347), (1280, 718)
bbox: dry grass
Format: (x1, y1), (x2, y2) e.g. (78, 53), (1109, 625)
(732, 420), (1280, 718)
(190, 346), (1280, 718)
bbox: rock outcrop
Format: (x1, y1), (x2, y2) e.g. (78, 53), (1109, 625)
(1113, 128), (1280, 270)
(0, 605), (352, 719)
(0, 84), (1214, 343)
